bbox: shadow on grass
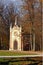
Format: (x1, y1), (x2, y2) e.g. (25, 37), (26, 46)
(0, 61), (42, 65)
(0, 57), (42, 65)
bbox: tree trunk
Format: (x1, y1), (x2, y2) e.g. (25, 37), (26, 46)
(33, 33), (35, 51)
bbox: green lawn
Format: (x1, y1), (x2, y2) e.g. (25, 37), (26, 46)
(0, 50), (38, 56)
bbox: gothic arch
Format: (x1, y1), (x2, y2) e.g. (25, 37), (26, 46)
(14, 40), (18, 50)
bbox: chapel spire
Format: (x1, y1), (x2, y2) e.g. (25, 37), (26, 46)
(15, 16), (17, 25)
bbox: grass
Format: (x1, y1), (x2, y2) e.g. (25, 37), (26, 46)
(9, 61), (34, 65)
(0, 50), (42, 65)
(0, 57), (42, 65)
(0, 50), (38, 56)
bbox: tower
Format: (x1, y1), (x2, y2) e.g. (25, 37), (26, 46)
(9, 16), (22, 51)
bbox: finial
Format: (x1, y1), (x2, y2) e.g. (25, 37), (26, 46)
(15, 16), (17, 25)
(10, 23), (12, 28)
(10, 23), (12, 31)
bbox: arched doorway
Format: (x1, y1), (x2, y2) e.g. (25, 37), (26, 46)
(14, 40), (18, 50)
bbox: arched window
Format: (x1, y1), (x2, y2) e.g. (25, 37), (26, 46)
(14, 40), (18, 50)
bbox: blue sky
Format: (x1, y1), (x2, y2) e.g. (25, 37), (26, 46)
(0, 0), (40, 18)
(0, 0), (24, 6)
(0, 0), (28, 19)
(0, 0), (40, 20)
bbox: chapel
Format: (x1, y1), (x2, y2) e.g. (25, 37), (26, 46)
(9, 17), (22, 51)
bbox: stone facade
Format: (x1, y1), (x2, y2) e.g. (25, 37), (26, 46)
(9, 18), (22, 51)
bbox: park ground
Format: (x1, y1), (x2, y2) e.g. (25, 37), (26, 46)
(0, 50), (43, 65)
(0, 50), (43, 56)
(0, 55), (42, 65)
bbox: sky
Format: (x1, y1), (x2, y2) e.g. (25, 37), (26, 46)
(0, 0), (40, 11)
(0, 0), (40, 18)
(0, 0), (27, 17)
(0, 0), (24, 6)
